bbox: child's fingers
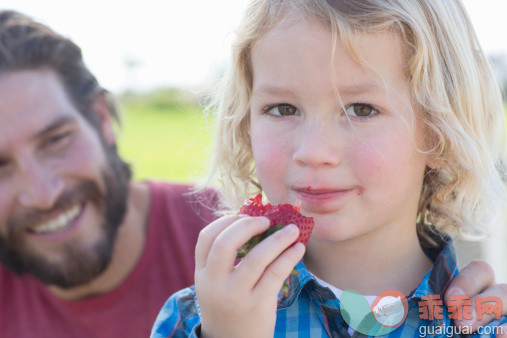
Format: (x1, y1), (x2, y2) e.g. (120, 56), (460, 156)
(254, 242), (306, 299)
(205, 216), (271, 277)
(195, 215), (245, 270)
(232, 224), (300, 291)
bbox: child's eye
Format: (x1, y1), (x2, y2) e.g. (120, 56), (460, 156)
(344, 103), (378, 118)
(265, 104), (299, 117)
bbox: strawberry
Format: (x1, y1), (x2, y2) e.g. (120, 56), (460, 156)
(236, 194), (314, 296)
(264, 204), (314, 246)
(236, 194), (314, 256)
(238, 194), (266, 217)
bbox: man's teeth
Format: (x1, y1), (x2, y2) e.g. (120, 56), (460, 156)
(30, 205), (82, 234)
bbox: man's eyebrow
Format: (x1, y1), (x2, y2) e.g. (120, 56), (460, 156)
(32, 115), (77, 140)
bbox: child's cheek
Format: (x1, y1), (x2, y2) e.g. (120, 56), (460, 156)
(253, 138), (289, 175)
(350, 141), (390, 181)
(251, 133), (291, 198)
(350, 133), (425, 195)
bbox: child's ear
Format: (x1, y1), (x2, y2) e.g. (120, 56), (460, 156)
(426, 154), (444, 169)
(421, 122), (444, 169)
(91, 94), (116, 146)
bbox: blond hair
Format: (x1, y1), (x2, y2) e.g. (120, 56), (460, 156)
(203, 0), (506, 244)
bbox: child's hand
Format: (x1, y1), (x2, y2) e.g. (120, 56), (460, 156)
(195, 215), (306, 338)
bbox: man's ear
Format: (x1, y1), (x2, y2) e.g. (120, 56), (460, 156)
(91, 94), (116, 146)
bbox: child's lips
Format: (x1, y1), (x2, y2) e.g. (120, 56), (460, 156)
(292, 186), (360, 212)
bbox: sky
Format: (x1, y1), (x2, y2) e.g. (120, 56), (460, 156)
(1, 0), (507, 94)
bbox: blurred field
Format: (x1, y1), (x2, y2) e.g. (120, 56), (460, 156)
(115, 89), (214, 182)
(116, 98), (506, 183)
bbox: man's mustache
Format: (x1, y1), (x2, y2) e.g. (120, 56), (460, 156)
(6, 181), (103, 236)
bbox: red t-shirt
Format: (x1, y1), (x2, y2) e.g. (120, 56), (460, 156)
(0, 182), (218, 338)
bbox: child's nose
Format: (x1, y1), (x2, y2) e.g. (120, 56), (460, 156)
(292, 117), (342, 167)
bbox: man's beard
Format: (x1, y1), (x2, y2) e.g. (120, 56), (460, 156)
(0, 146), (130, 289)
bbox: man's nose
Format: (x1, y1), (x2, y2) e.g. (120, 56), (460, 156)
(17, 157), (64, 210)
(292, 117), (342, 167)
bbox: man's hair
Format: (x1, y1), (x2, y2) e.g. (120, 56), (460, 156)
(0, 10), (131, 179)
(0, 10), (118, 127)
(203, 0), (506, 245)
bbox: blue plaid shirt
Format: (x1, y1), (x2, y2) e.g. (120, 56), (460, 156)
(152, 238), (506, 337)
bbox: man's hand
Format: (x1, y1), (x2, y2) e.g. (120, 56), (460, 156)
(445, 260), (507, 337)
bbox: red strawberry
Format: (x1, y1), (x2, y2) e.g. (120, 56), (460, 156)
(236, 194), (314, 296)
(237, 194), (314, 257)
(264, 204), (314, 246)
(238, 194), (266, 216)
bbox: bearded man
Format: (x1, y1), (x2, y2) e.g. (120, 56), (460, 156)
(0, 10), (217, 337)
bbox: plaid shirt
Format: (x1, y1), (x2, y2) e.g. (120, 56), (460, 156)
(151, 238), (506, 337)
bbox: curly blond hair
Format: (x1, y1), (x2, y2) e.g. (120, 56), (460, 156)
(202, 0), (506, 244)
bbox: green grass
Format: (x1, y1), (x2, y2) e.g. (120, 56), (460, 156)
(116, 94), (214, 182)
(116, 98), (506, 183)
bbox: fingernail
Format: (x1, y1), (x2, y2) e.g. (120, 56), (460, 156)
(498, 324), (507, 337)
(460, 307), (477, 327)
(284, 224), (298, 235)
(253, 216), (270, 225)
(294, 242), (306, 252)
(449, 288), (466, 297)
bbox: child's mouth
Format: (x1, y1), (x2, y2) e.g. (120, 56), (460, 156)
(292, 186), (361, 212)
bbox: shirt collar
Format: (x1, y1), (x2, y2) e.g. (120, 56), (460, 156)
(409, 235), (459, 300)
(277, 260), (316, 308)
(277, 235), (459, 308)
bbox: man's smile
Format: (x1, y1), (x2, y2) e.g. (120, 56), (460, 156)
(28, 203), (84, 235)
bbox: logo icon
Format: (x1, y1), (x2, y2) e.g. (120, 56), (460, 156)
(340, 289), (408, 336)
(340, 289), (503, 336)
(371, 290), (408, 328)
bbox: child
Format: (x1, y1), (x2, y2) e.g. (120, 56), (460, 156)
(153, 0), (506, 336)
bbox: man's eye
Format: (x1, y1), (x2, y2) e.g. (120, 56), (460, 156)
(0, 159), (13, 178)
(49, 134), (67, 143)
(44, 132), (72, 150)
(267, 104), (298, 116)
(344, 104), (377, 118)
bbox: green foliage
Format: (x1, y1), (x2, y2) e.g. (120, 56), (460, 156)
(116, 88), (214, 182)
